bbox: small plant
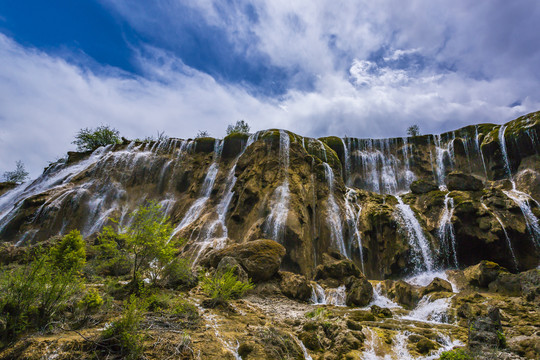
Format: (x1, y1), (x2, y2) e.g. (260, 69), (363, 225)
(305, 307), (331, 320)
(162, 257), (197, 290)
(200, 266), (254, 301)
(438, 348), (472, 360)
(496, 330), (507, 348)
(407, 124), (420, 137)
(226, 120), (250, 135)
(73, 125), (121, 151)
(196, 130), (210, 138)
(78, 288), (104, 318)
(2, 160), (29, 184)
(102, 295), (147, 359)
(49, 230), (86, 272)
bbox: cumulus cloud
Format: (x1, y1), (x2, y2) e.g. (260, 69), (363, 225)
(2, 1), (540, 178)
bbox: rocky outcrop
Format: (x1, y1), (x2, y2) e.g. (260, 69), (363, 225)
(447, 171), (483, 191)
(345, 275), (373, 307)
(421, 277), (453, 296)
(201, 239), (286, 282)
(279, 271), (312, 302)
(385, 280), (420, 309)
(464, 260), (509, 288)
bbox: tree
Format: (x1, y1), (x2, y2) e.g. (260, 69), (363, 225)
(123, 201), (176, 285)
(226, 120), (250, 135)
(2, 160), (29, 184)
(49, 230), (86, 272)
(196, 130), (210, 138)
(73, 125), (121, 152)
(407, 124), (420, 137)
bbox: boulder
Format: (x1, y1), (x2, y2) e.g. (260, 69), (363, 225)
(0, 182), (17, 196)
(386, 280), (420, 309)
(468, 307), (505, 351)
(410, 179), (438, 194)
(447, 171), (483, 191)
(345, 275), (373, 307)
(421, 277), (453, 297)
(416, 338), (438, 354)
(279, 271), (312, 302)
(488, 273), (521, 296)
(314, 257), (361, 282)
(201, 239), (286, 282)
(216, 256), (249, 282)
(370, 305), (392, 318)
(519, 268), (540, 302)
(464, 261), (508, 288)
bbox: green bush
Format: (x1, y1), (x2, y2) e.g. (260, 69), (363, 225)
(170, 299), (199, 325)
(162, 257), (197, 290)
(73, 125), (121, 152)
(92, 227), (131, 277)
(226, 120), (250, 135)
(438, 348), (472, 360)
(0, 254), (82, 345)
(200, 266), (254, 301)
(49, 230), (86, 272)
(102, 295), (147, 359)
(79, 288), (104, 313)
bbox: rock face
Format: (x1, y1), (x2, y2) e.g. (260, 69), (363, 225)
(0, 111), (539, 279)
(386, 280), (420, 309)
(421, 277), (453, 296)
(464, 260), (508, 288)
(279, 271), (312, 301)
(201, 239), (286, 282)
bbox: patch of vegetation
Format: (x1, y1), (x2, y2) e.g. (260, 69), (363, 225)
(90, 226), (131, 277)
(257, 327), (302, 360)
(49, 229), (86, 272)
(226, 120), (250, 135)
(407, 124), (420, 137)
(101, 295), (148, 359)
(200, 266), (254, 301)
(2, 160), (29, 184)
(73, 125), (121, 151)
(196, 130), (210, 138)
(305, 307), (331, 320)
(438, 348), (472, 360)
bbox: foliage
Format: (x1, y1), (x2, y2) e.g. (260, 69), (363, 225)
(162, 257), (197, 290)
(496, 330), (507, 348)
(407, 124), (420, 137)
(170, 299), (200, 324)
(72, 125), (121, 152)
(196, 130), (210, 138)
(200, 266), (254, 301)
(102, 295), (147, 359)
(305, 307), (331, 320)
(438, 348), (472, 360)
(49, 230), (86, 272)
(2, 160), (29, 184)
(122, 201), (175, 285)
(79, 288), (104, 313)
(92, 226), (131, 276)
(0, 253), (82, 345)
(226, 120), (250, 135)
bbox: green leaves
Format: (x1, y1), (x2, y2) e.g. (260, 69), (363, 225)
(200, 266), (254, 301)
(72, 125), (121, 152)
(49, 229), (86, 273)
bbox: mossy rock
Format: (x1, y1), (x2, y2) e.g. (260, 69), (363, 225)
(194, 137), (217, 153)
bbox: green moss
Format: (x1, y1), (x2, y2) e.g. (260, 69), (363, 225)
(438, 348), (472, 360)
(224, 132), (250, 141)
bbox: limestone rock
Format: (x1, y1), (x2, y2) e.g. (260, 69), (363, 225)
(314, 257), (361, 282)
(279, 271), (312, 302)
(468, 307), (505, 351)
(201, 239), (286, 282)
(386, 280), (420, 309)
(421, 277), (453, 297)
(216, 256), (249, 282)
(464, 261), (508, 288)
(345, 275), (373, 307)
(410, 179), (438, 194)
(447, 171), (483, 191)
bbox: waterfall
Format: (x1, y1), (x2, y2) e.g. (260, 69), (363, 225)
(310, 283), (327, 305)
(394, 195), (434, 272)
(474, 125), (488, 178)
(369, 283), (401, 308)
(170, 140), (224, 238)
(401, 295), (452, 324)
(341, 138), (351, 184)
(310, 283), (346, 306)
(481, 204), (519, 270)
(498, 125), (540, 248)
(323, 163), (348, 257)
(265, 130), (291, 242)
(433, 134), (455, 186)
(344, 187), (365, 272)
(193, 133), (259, 263)
(437, 193), (458, 268)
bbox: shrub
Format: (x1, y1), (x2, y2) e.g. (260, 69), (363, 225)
(170, 299), (199, 325)
(73, 125), (121, 152)
(196, 130), (210, 138)
(122, 202), (176, 286)
(200, 266), (254, 301)
(162, 257), (197, 290)
(2, 160), (29, 184)
(49, 230), (86, 272)
(226, 120), (250, 135)
(305, 307), (331, 320)
(92, 227), (130, 276)
(102, 295), (147, 359)
(0, 254), (82, 345)
(407, 124), (420, 137)
(79, 288), (104, 313)
(438, 348), (472, 360)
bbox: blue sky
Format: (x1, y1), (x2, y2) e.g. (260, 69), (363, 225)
(1, 0), (540, 177)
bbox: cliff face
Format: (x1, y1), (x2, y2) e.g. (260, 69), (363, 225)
(1, 111), (539, 279)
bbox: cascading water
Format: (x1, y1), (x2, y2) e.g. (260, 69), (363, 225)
(474, 125), (489, 178)
(481, 203), (519, 270)
(344, 187), (365, 272)
(265, 130), (291, 242)
(192, 133), (259, 263)
(437, 193), (458, 268)
(433, 134), (455, 186)
(310, 283), (346, 306)
(170, 140), (224, 239)
(498, 125), (540, 248)
(394, 196), (434, 273)
(341, 138), (351, 184)
(323, 163), (348, 257)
